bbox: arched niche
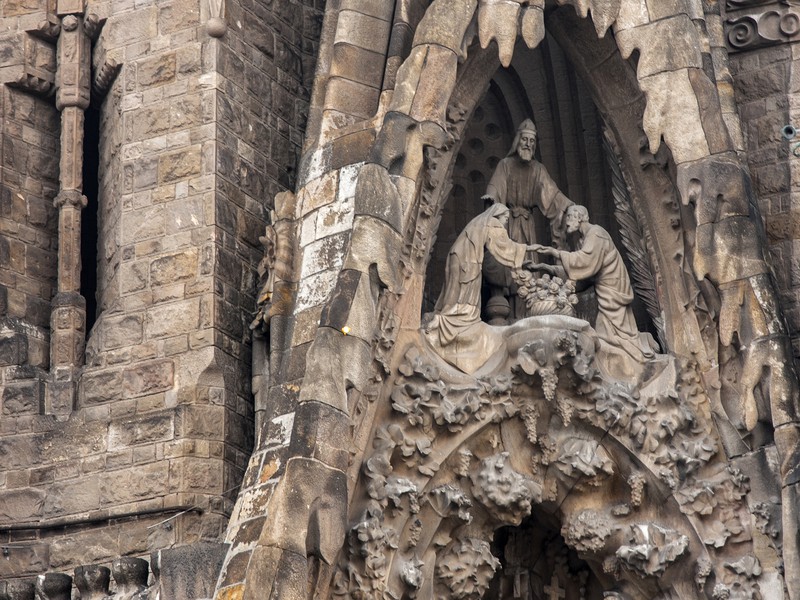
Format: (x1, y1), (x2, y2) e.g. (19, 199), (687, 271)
(422, 29), (659, 344)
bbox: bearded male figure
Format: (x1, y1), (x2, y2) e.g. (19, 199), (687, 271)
(482, 119), (574, 248)
(534, 205), (658, 380)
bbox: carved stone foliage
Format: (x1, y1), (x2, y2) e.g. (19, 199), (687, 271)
(435, 537), (500, 599)
(470, 453), (541, 525)
(614, 523), (689, 578)
(332, 313), (772, 599)
(251, 191), (296, 334)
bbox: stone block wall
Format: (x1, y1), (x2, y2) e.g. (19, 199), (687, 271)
(0, 52), (60, 370)
(0, 0), (324, 584)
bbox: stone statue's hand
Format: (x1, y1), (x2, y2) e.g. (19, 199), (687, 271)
(526, 262), (557, 275)
(529, 244), (557, 257)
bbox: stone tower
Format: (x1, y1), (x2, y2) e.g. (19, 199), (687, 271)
(3, 1), (800, 599)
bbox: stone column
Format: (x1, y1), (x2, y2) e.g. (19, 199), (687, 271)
(48, 0), (92, 414)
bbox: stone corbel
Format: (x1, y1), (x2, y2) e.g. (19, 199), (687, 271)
(92, 58), (121, 100)
(0, 30), (57, 96)
(725, 3), (800, 51)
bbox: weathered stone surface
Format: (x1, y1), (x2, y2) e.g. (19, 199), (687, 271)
(103, 314), (144, 349)
(343, 216), (403, 292)
(74, 564), (111, 600)
(0, 330), (28, 366)
(176, 405), (225, 439)
(150, 250), (198, 286)
(109, 413), (174, 448)
(137, 52), (177, 88)
(81, 369), (124, 405)
(288, 400), (350, 471)
(43, 476), (102, 516)
(297, 328), (371, 413)
(334, 10), (391, 55)
(123, 360), (174, 397)
(639, 68), (710, 164)
(0, 488), (45, 521)
(330, 43), (385, 88)
(99, 463), (169, 505)
(152, 542), (227, 600)
(616, 15), (702, 78)
(2, 380), (41, 415)
(49, 530), (119, 571)
(256, 457), (347, 561)
(158, 146), (201, 183)
(145, 299), (200, 337)
(413, 0), (477, 53)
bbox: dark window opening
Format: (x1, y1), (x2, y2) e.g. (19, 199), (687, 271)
(81, 106), (100, 336)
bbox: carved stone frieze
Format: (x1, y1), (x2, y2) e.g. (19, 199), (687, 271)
(726, 7), (800, 52)
(330, 307), (767, 599)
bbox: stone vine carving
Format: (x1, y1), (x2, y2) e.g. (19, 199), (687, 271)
(337, 506), (399, 599)
(512, 271), (578, 317)
(562, 509), (615, 555)
(470, 453), (541, 525)
(435, 537), (500, 600)
(554, 437), (614, 491)
(615, 523), (689, 578)
(428, 484), (473, 523)
(334, 310), (764, 599)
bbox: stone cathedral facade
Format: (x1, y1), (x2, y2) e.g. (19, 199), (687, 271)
(3, 0), (800, 598)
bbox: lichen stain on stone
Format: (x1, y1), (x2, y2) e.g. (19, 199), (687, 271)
(260, 458), (281, 483)
(216, 584), (244, 600)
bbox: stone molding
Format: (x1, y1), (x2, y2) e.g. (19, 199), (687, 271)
(725, 1), (800, 51)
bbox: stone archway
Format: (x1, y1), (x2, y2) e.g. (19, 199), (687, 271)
(226, 2), (800, 599)
(331, 321), (738, 599)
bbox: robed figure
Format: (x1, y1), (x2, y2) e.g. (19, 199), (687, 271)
(535, 205), (657, 379)
(483, 119), (573, 248)
(426, 204), (536, 374)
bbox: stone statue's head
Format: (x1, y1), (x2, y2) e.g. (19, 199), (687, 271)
(510, 119), (537, 162)
(486, 202), (510, 226)
(565, 204), (589, 233)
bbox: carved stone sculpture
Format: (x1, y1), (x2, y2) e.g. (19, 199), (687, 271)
(470, 452), (541, 525)
(482, 119), (574, 248)
(425, 203), (537, 373)
(73, 565), (111, 599)
(535, 205), (658, 380)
